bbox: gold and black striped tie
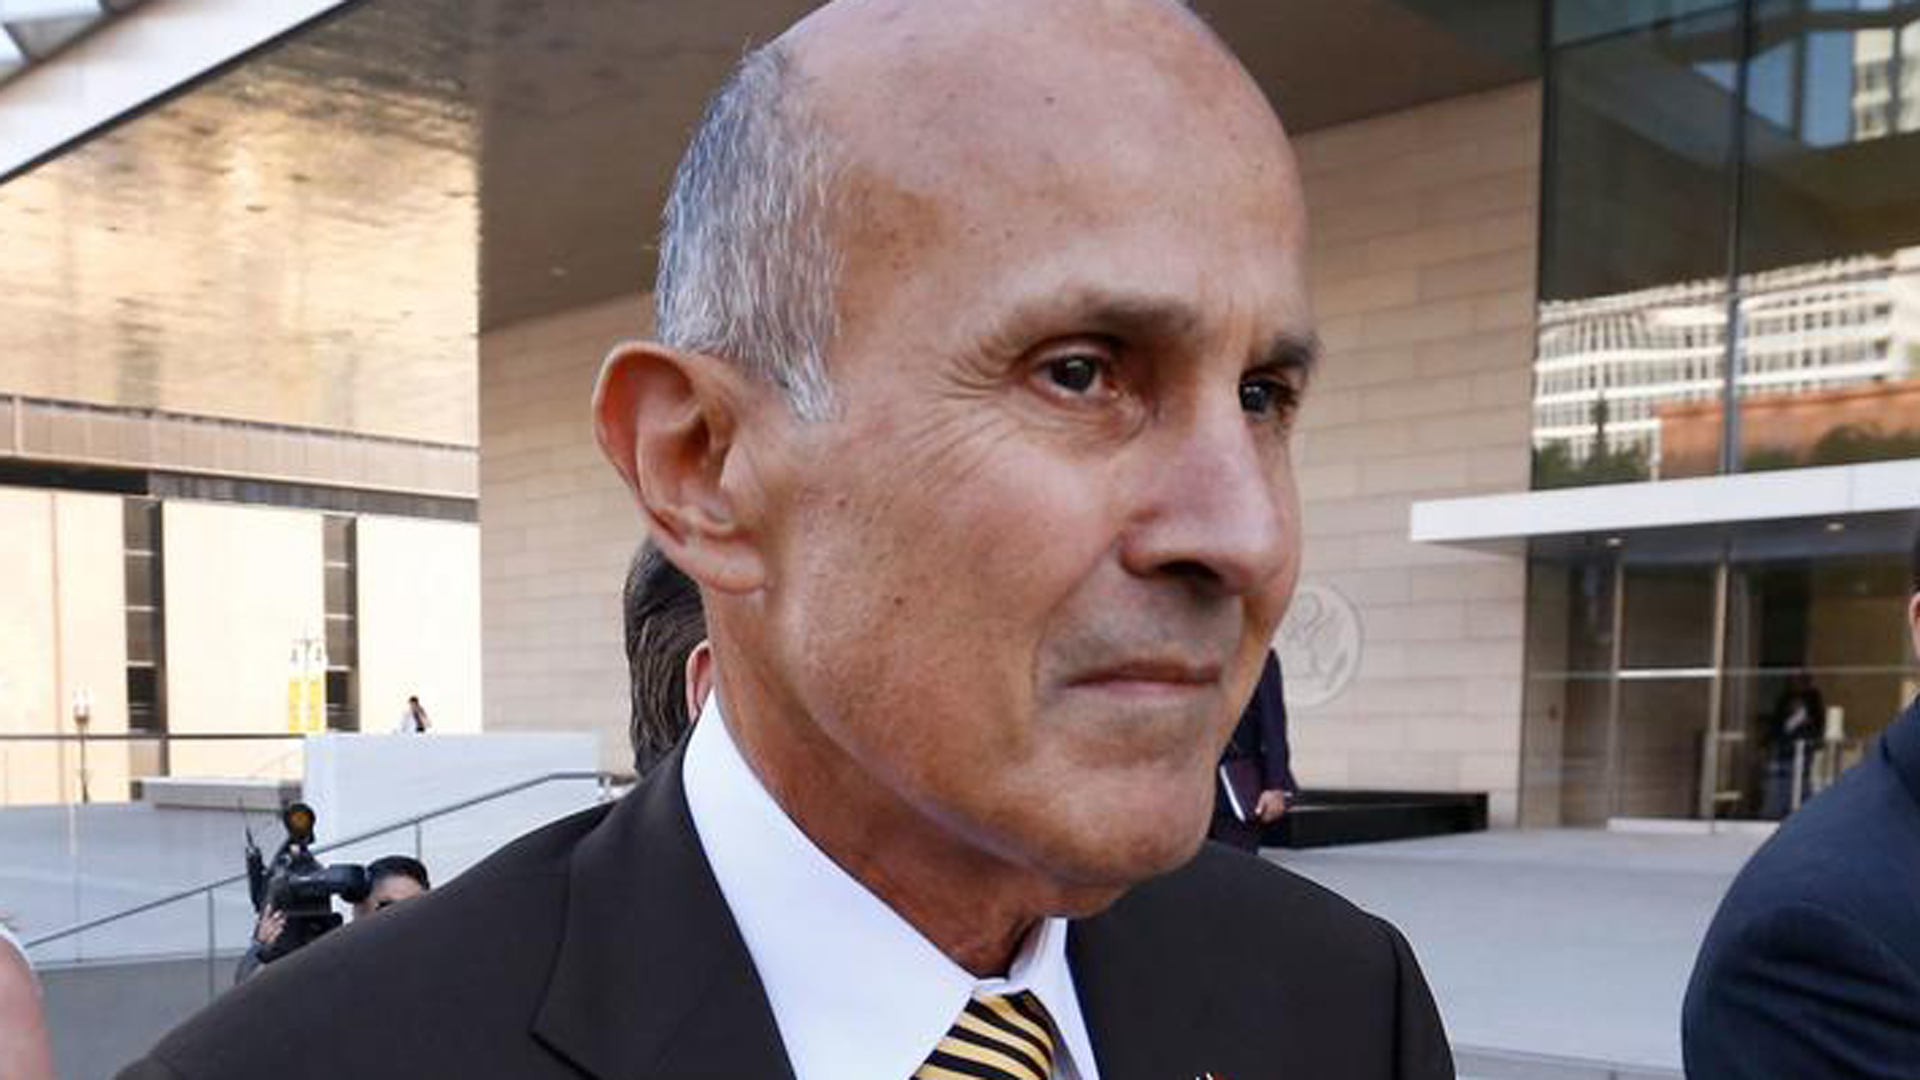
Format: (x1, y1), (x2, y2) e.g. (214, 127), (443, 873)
(912, 990), (1057, 1080)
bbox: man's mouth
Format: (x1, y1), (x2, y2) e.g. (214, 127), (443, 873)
(1067, 658), (1222, 694)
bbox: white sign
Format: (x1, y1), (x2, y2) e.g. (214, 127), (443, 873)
(1274, 581), (1363, 708)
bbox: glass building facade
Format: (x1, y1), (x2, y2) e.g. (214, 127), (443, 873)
(1524, 0), (1920, 824)
(1535, 0), (1920, 487)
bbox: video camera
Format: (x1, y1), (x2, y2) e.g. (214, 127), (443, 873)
(244, 802), (370, 963)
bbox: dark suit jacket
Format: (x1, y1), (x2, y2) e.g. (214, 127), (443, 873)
(121, 744), (1452, 1080)
(1682, 697), (1920, 1079)
(1222, 651), (1299, 796)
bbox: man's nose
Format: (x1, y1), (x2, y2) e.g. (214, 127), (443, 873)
(1118, 402), (1293, 598)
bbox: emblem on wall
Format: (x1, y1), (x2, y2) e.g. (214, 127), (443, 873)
(1273, 581), (1363, 708)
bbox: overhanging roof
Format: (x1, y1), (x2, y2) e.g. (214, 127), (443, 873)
(1410, 459), (1920, 546)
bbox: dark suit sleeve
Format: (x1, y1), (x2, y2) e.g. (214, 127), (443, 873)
(1379, 918), (1454, 1080)
(1253, 653), (1299, 794)
(1683, 901), (1920, 1080)
(117, 1053), (188, 1080)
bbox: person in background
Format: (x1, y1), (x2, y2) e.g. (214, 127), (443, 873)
(1760, 671), (1825, 818)
(0, 915), (57, 1080)
(395, 695), (431, 734)
(623, 541), (709, 774)
(350, 856), (432, 919)
(236, 855), (433, 984)
(1209, 649), (1300, 852)
(1682, 529), (1920, 1077)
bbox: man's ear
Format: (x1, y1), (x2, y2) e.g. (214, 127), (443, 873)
(593, 342), (766, 593)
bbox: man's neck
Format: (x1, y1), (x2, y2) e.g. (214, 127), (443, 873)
(712, 679), (1117, 976)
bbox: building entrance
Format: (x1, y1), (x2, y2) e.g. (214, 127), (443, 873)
(1523, 512), (1919, 826)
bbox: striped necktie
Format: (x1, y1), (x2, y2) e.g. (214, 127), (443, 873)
(912, 990), (1058, 1080)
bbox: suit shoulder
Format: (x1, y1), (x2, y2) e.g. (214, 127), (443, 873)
(1714, 754), (1920, 933)
(1121, 844), (1403, 963)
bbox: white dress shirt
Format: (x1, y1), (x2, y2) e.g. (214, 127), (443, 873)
(683, 694), (1102, 1080)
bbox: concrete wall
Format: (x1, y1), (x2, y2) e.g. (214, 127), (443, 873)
(479, 295), (649, 771)
(356, 515), (483, 735)
(1287, 83), (1542, 825)
(0, 488), (130, 806)
(302, 731), (600, 879)
(162, 500), (321, 781)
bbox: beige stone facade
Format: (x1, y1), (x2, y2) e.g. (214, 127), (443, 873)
(479, 296), (652, 772)
(1286, 82), (1541, 826)
(0, 489), (132, 805)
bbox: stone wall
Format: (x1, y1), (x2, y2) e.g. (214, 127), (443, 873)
(1286, 83), (1541, 825)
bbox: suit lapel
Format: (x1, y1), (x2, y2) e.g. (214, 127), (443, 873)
(531, 746), (796, 1080)
(1069, 890), (1215, 1080)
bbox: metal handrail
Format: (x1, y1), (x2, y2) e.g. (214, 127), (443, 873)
(24, 769), (625, 950)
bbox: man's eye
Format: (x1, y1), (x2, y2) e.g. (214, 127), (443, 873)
(1239, 377), (1292, 417)
(1043, 355), (1107, 394)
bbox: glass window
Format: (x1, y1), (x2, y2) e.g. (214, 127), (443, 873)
(124, 552), (157, 609)
(127, 666), (161, 732)
(1536, 7), (1742, 487)
(324, 565), (353, 613)
(126, 610), (156, 663)
(325, 617), (357, 668)
(1734, 0), (1920, 472)
(1622, 563), (1720, 668)
(324, 670), (357, 732)
(323, 515), (354, 564)
(123, 497), (163, 552)
(1525, 554), (1619, 673)
(1616, 676), (1715, 816)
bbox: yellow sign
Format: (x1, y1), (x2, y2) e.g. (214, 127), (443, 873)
(288, 639), (329, 734)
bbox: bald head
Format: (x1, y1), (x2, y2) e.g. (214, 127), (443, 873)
(651, 0), (1302, 417)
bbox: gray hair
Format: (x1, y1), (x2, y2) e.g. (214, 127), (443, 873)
(654, 43), (842, 421)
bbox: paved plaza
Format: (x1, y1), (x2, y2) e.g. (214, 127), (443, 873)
(1279, 828), (1771, 1079)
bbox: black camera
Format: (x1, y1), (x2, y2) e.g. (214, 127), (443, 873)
(244, 802), (370, 963)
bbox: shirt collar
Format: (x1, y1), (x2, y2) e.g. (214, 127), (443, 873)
(681, 694), (1098, 1080)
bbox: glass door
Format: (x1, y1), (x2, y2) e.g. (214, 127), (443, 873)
(1718, 516), (1920, 819)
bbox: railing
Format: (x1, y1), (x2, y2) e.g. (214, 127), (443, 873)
(21, 769), (624, 999)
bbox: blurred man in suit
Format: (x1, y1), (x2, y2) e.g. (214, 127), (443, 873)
(1682, 528), (1920, 1077)
(122, 2), (1450, 1077)
(623, 541), (709, 774)
(1210, 649), (1300, 851)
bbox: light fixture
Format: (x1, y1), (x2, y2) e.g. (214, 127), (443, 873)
(1825, 521), (1846, 534)
(1604, 536), (1624, 548)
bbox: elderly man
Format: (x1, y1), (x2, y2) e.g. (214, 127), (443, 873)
(121, 1), (1450, 1077)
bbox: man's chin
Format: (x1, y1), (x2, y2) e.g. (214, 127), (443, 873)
(1025, 810), (1212, 914)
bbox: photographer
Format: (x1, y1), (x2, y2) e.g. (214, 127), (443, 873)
(236, 855), (432, 984)
(351, 856), (431, 918)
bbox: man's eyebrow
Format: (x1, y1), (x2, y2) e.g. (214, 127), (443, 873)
(1256, 331), (1321, 382)
(981, 289), (1317, 367)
